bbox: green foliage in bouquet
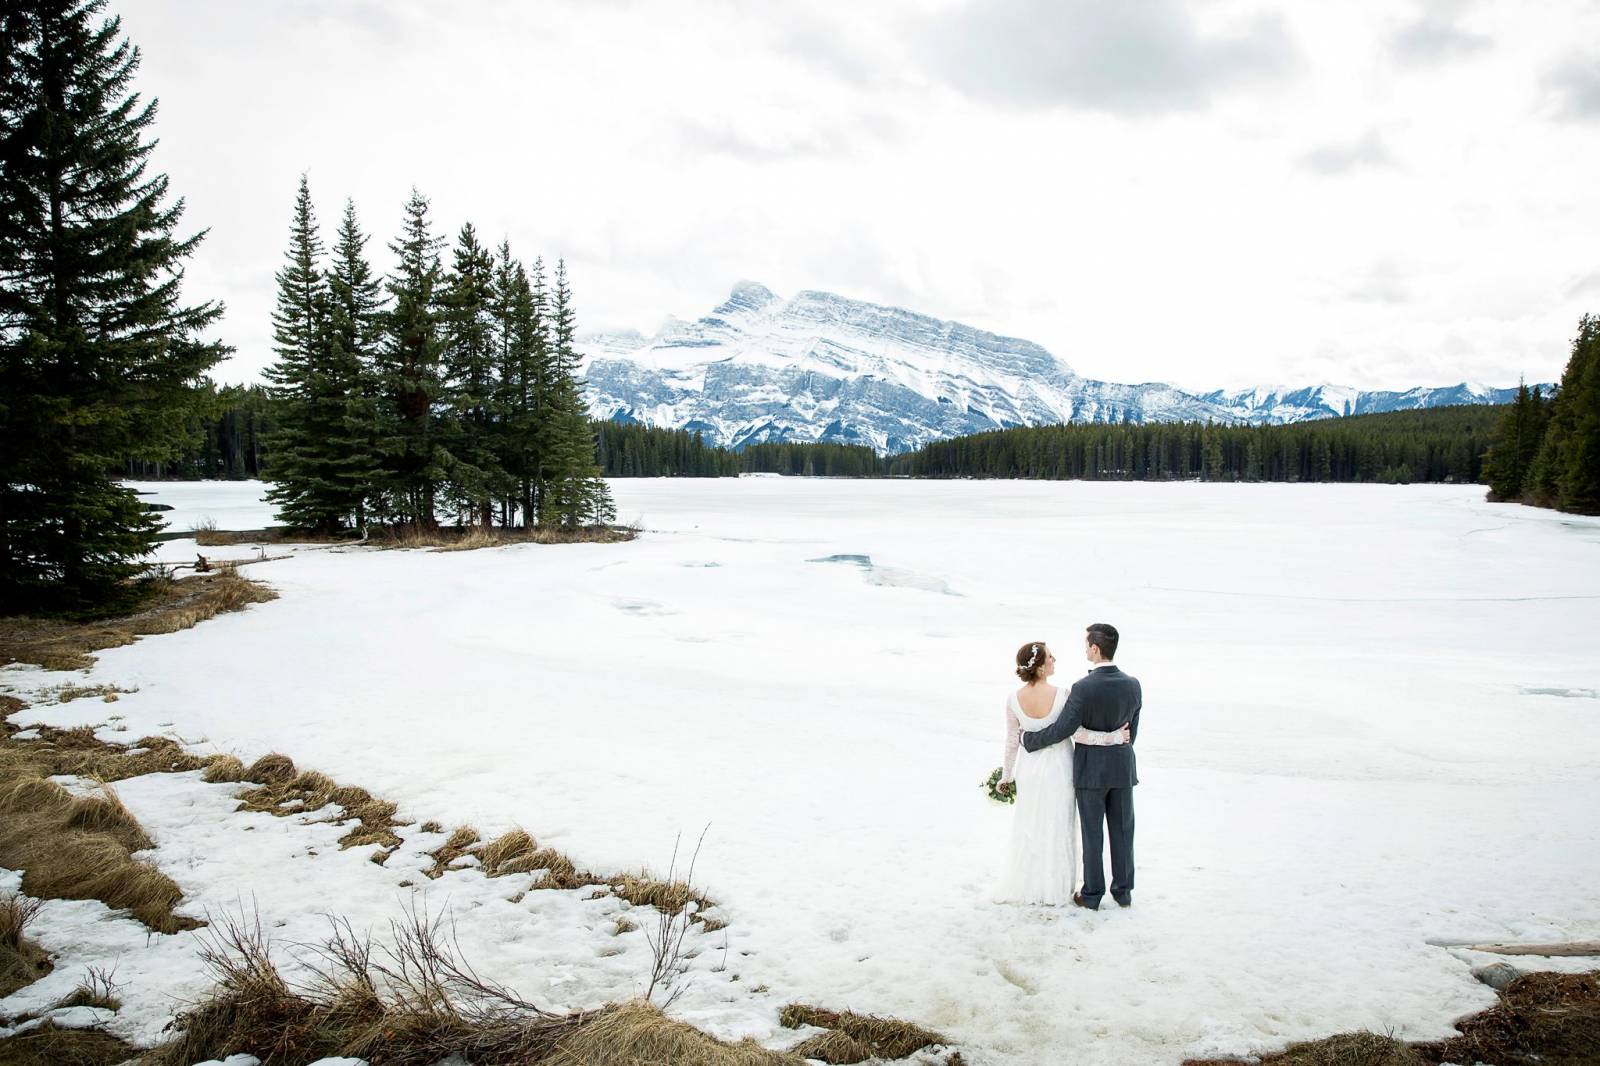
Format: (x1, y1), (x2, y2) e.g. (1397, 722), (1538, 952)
(983, 767), (1016, 804)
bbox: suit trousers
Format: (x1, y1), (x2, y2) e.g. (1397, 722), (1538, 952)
(1076, 786), (1134, 908)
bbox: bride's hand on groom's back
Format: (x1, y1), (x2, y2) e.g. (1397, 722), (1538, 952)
(1117, 724), (1132, 744)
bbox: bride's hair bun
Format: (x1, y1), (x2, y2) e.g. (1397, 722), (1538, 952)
(1015, 641), (1048, 682)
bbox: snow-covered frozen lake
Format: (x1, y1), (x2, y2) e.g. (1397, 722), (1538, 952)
(29, 479), (1600, 1063)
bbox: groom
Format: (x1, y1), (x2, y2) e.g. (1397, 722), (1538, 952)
(1021, 623), (1141, 910)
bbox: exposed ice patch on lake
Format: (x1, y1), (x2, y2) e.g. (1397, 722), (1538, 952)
(612, 598), (676, 616)
(1520, 686), (1598, 699)
(806, 553), (959, 596)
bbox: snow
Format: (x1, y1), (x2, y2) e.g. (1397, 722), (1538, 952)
(6, 479), (1600, 1066)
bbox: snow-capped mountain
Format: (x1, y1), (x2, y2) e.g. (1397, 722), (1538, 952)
(578, 283), (1532, 453)
(1195, 381), (1523, 421)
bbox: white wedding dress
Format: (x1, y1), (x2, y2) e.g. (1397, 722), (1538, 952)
(994, 687), (1122, 906)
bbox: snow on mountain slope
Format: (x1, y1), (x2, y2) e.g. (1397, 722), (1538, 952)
(579, 283), (1535, 453)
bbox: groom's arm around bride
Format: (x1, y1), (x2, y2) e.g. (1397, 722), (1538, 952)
(1021, 623), (1141, 909)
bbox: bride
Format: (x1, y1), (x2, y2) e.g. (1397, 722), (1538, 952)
(994, 640), (1130, 906)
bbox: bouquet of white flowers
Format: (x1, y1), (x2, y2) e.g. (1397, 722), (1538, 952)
(982, 767), (1015, 804)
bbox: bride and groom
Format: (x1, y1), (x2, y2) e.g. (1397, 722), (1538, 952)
(995, 624), (1141, 910)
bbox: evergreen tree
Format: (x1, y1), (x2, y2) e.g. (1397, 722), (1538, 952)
(1483, 379), (1550, 501)
(378, 189), (447, 526)
(0, 0), (228, 611)
(536, 261), (614, 526)
(320, 199), (386, 528)
(261, 176), (343, 530)
(1530, 315), (1600, 514)
(490, 245), (545, 524)
(439, 222), (503, 526)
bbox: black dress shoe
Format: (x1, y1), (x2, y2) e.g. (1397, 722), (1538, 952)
(1114, 897), (1132, 909)
(1072, 893), (1098, 910)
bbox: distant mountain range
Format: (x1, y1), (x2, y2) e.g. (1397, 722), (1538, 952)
(578, 282), (1539, 454)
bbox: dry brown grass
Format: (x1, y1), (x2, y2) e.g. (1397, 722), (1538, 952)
(0, 568), (277, 670)
(54, 965), (122, 1012)
(229, 758), (404, 856)
(1, 725), (212, 783)
(201, 754), (246, 783)
(374, 523), (638, 552)
(141, 907), (800, 1066)
(542, 999), (800, 1066)
(32, 682), (136, 705)
(64, 783), (154, 853)
(0, 771), (198, 934)
(425, 826), (483, 878)
(779, 1003), (949, 1063)
(1415, 970), (1600, 1066)
(0, 895), (51, 998)
(1185, 971), (1600, 1066)
(0, 724), (211, 935)
(0, 1021), (142, 1066)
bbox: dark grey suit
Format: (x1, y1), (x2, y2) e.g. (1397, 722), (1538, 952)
(1020, 664), (1141, 909)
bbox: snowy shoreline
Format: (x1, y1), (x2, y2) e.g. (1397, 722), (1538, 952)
(6, 478), (1600, 1065)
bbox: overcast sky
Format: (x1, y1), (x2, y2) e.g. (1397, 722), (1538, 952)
(120, 0), (1600, 392)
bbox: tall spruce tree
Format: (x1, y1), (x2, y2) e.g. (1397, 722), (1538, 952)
(536, 260), (613, 527)
(489, 243), (543, 526)
(1530, 314), (1600, 514)
(0, 1), (228, 611)
(379, 189), (447, 526)
(439, 222), (503, 526)
(1483, 379), (1550, 501)
(320, 198), (386, 528)
(261, 176), (343, 530)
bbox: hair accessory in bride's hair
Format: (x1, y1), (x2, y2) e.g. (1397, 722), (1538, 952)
(1024, 643), (1040, 670)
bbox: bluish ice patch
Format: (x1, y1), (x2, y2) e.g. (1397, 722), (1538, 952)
(613, 599), (677, 616)
(1519, 686), (1598, 699)
(806, 553), (959, 596)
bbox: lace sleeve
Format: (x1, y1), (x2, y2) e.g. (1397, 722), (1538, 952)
(1072, 724), (1128, 746)
(1001, 702), (1021, 783)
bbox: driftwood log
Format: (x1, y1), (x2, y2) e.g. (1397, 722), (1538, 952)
(1466, 941), (1600, 957)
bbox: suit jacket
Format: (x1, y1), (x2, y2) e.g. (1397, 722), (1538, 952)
(1020, 664), (1141, 789)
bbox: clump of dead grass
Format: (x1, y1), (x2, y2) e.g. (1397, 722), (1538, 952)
(1, 894), (52, 998)
(779, 1003), (949, 1064)
(540, 999), (799, 1065)
(142, 903), (794, 1066)
(231, 758), (403, 857)
(1415, 970), (1600, 1066)
(0, 1020), (142, 1065)
(33, 682), (138, 705)
(54, 965), (123, 1012)
(0, 772), (199, 934)
(0, 568), (277, 670)
(64, 783), (154, 853)
(426, 826), (483, 878)
(202, 754), (246, 783)
(3, 725), (213, 782)
(243, 752), (296, 784)
(1185, 970), (1600, 1066)
(373, 522), (638, 552)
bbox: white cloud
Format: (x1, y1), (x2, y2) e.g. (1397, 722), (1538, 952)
(111, 0), (1599, 394)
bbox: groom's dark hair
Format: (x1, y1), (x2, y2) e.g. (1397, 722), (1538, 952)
(1086, 623), (1119, 660)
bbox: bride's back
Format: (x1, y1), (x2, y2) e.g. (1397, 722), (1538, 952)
(1015, 683), (1058, 720)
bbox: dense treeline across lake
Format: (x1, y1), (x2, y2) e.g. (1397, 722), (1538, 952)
(136, 391), (1522, 488)
(888, 404), (1504, 483)
(739, 441), (888, 476)
(594, 421), (740, 477)
(123, 382), (277, 481)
